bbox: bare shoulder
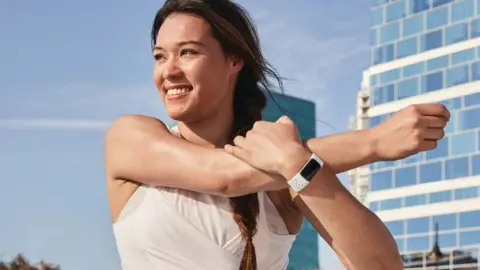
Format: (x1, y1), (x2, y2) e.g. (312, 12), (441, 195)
(266, 189), (304, 235)
(105, 114), (169, 141)
(104, 114), (168, 224)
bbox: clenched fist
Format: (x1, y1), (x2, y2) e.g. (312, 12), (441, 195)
(370, 103), (450, 161)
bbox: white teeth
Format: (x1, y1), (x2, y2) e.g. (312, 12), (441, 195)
(166, 88), (191, 95)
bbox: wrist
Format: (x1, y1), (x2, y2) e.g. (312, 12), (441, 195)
(279, 146), (312, 181)
(363, 128), (381, 163)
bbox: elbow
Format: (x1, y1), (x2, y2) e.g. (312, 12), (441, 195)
(213, 177), (243, 198)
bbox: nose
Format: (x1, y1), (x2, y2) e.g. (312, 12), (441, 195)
(163, 58), (182, 80)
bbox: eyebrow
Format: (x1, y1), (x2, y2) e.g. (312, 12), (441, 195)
(153, 40), (205, 51)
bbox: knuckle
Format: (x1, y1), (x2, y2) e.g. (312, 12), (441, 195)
(406, 104), (419, 114)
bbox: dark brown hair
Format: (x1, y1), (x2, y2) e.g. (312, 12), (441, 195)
(151, 1), (284, 269)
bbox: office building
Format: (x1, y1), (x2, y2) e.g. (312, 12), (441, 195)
(349, 0), (480, 268)
(263, 91), (320, 270)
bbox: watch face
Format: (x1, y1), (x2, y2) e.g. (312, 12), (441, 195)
(300, 158), (322, 181)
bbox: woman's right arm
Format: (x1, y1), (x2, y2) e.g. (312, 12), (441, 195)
(104, 114), (286, 197)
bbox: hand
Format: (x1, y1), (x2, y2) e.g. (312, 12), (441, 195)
(224, 116), (311, 180)
(370, 103), (450, 161)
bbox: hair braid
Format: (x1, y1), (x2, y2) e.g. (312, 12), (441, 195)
(228, 70), (267, 270)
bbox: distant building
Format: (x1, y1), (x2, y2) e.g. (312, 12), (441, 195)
(263, 91), (319, 270)
(349, 0), (480, 269)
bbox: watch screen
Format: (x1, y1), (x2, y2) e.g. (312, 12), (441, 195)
(300, 159), (321, 181)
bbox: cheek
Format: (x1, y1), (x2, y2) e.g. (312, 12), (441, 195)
(152, 65), (164, 88)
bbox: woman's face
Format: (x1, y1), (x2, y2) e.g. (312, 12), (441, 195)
(153, 12), (243, 122)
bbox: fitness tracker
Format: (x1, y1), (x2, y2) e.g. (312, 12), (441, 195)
(287, 153), (323, 192)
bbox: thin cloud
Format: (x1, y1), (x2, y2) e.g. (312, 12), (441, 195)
(0, 118), (111, 131)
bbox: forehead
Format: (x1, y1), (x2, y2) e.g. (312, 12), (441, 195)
(156, 13), (213, 45)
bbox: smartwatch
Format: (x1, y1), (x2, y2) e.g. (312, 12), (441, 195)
(287, 153), (324, 192)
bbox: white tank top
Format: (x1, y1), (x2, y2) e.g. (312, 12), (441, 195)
(112, 126), (296, 270)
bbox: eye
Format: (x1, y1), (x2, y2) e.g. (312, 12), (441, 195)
(153, 53), (165, 61)
(180, 49), (198, 56)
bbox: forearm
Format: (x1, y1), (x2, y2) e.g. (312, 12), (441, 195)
(291, 164), (402, 269)
(304, 129), (378, 174)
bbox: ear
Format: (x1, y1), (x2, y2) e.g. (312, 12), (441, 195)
(228, 55), (244, 74)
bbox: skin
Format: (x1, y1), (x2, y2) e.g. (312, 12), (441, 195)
(105, 12), (450, 270)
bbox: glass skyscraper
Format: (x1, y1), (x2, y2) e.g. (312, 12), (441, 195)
(349, 0), (480, 268)
(262, 91), (319, 270)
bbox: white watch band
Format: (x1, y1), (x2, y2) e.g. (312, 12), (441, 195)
(287, 153), (324, 193)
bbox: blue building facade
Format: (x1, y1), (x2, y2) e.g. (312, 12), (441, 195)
(349, 0), (480, 268)
(262, 91), (319, 270)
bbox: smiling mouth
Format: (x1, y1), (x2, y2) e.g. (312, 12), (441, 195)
(165, 86), (193, 100)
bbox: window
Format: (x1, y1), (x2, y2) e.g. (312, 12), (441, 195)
(465, 93), (480, 107)
(446, 23), (468, 45)
(451, 0), (475, 23)
(386, 0), (406, 22)
(432, 0), (453, 8)
(420, 161), (443, 183)
(444, 112), (456, 133)
(385, 220), (404, 236)
(402, 152), (423, 165)
(433, 214), (456, 230)
(439, 98), (462, 111)
(459, 210), (480, 228)
(372, 7), (384, 26)
(371, 170), (393, 191)
(445, 157), (469, 179)
(446, 65), (469, 88)
(422, 30), (443, 51)
(409, 0), (429, 14)
(380, 68), (401, 84)
(473, 155), (480, 175)
(471, 18), (480, 38)
(381, 198), (403, 210)
(371, 29), (378, 46)
(381, 22), (400, 43)
(407, 236), (430, 251)
(395, 238), (405, 252)
(407, 217), (429, 234)
(460, 230), (480, 246)
(426, 137), (448, 160)
(427, 6), (449, 29)
(437, 233), (457, 248)
(369, 115), (386, 127)
(427, 55), (449, 71)
(403, 62), (425, 77)
(458, 108), (480, 130)
(472, 61), (480, 81)
(373, 84), (395, 105)
(455, 186), (478, 200)
(430, 190), (452, 203)
(405, 194), (427, 207)
(397, 37), (418, 58)
(403, 13), (424, 37)
(451, 132), (476, 155)
(397, 77), (419, 99)
(395, 166), (417, 187)
(374, 44), (395, 64)
(370, 74), (379, 86)
(451, 48), (475, 65)
(422, 71), (444, 93)
(369, 201), (379, 211)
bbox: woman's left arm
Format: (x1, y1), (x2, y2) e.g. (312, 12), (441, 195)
(225, 103), (450, 270)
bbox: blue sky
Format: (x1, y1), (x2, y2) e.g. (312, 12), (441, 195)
(0, 0), (371, 269)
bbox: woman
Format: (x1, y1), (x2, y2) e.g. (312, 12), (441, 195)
(104, 0), (450, 269)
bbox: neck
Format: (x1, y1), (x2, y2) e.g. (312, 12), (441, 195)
(176, 109), (234, 148)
